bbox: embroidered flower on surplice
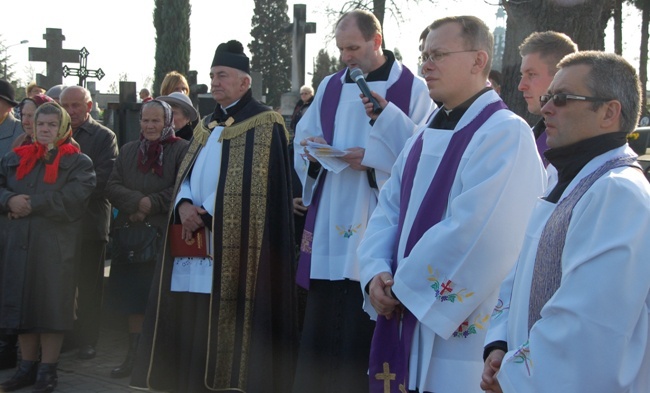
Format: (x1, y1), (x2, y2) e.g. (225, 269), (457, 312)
(452, 314), (490, 338)
(336, 224), (362, 238)
(491, 298), (509, 319)
(427, 266), (475, 303)
(510, 340), (533, 376)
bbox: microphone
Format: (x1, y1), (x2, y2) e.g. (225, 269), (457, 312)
(349, 68), (383, 114)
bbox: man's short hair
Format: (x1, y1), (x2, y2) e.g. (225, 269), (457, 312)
(429, 16), (494, 76)
(300, 85), (314, 95)
(419, 26), (430, 52)
(336, 10), (382, 41)
(140, 88), (151, 96)
(559, 51), (641, 134)
(519, 31), (578, 75)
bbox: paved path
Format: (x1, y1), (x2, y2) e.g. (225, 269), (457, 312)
(0, 324), (140, 392)
(0, 262), (143, 392)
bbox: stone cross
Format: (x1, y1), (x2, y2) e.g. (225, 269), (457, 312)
(28, 28), (79, 89)
(186, 70), (207, 109)
(289, 4), (316, 92)
(86, 81), (100, 120)
(62, 47), (105, 88)
(105, 82), (141, 146)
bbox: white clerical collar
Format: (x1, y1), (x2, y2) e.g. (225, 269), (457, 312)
(221, 99), (241, 114)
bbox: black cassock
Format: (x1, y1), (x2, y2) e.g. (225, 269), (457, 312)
(131, 90), (298, 393)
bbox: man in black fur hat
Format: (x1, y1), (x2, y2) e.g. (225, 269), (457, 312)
(130, 40), (298, 393)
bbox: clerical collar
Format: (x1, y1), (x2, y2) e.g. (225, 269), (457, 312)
(429, 87), (491, 130)
(532, 118), (546, 140)
(212, 89), (253, 123)
(544, 131), (628, 203)
(344, 50), (396, 83)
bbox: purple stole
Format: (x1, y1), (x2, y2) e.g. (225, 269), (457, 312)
(368, 99), (508, 393)
(295, 65), (415, 289)
(536, 130), (549, 167)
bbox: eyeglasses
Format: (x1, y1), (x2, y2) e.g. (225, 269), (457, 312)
(420, 50), (478, 64)
(539, 93), (612, 107)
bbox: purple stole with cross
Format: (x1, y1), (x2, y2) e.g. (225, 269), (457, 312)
(369, 99), (508, 393)
(295, 65), (415, 289)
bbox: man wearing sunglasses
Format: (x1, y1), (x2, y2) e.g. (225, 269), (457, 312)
(518, 31), (578, 169)
(482, 52), (650, 393)
(358, 16), (545, 393)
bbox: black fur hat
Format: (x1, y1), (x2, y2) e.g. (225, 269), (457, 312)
(211, 40), (250, 74)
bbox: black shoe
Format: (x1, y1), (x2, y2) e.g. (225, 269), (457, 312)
(76, 345), (96, 360)
(32, 362), (57, 393)
(0, 349), (17, 370)
(0, 359), (38, 391)
(110, 333), (139, 379)
(0, 335), (18, 370)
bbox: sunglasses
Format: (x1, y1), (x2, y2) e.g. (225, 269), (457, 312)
(539, 93), (612, 107)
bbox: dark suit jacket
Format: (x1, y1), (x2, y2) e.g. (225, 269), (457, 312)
(0, 113), (23, 158)
(73, 116), (119, 242)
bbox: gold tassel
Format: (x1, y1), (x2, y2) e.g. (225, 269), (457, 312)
(219, 111), (289, 142)
(192, 115), (212, 147)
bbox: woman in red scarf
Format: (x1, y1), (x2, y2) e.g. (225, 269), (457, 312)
(105, 99), (189, 379)
(0, 102), (96, 393)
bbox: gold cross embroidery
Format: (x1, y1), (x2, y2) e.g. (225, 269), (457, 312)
(375, 362), (395, 393)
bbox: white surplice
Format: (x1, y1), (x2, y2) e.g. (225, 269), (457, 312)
(169, 126), (224, 293)
(358, 90), (546, 392)
(294, 61), (432, 282)
(489, 145), (650, 393)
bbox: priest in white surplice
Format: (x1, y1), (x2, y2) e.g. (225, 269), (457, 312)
(358, 16), (546, 393)
(482, 52), (650, 393)
(292, 9), (433, 393)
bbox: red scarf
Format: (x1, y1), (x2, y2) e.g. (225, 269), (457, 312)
(137, 135), (180, 177)
(14, 139), (80, 184)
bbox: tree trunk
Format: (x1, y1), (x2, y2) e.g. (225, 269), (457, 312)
(502, 0), (615, 124)
(373, 0), (386, 48)
(614, 0), (623, 55)
(640, 0), (649, 114)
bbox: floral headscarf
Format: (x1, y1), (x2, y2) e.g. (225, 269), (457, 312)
(17, 94), (55, 145)
(19, 93), (54, 113)
(14, 102), (80, 184)
(137, 99), (180, 176)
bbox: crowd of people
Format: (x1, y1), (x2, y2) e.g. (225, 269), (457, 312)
(0, 9), (648, 393)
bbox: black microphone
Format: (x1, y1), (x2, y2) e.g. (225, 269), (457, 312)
(349, 68), (383, 114)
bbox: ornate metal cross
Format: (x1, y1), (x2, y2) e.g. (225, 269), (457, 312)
(62, 47), (105, 88)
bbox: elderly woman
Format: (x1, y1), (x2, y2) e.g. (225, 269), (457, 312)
(0, 102), (96, 393)
(105, 100), (189, 378)
(13, 94), (55, 148)
(289, 84), (314, 133)
(157, 92), (199, 140)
